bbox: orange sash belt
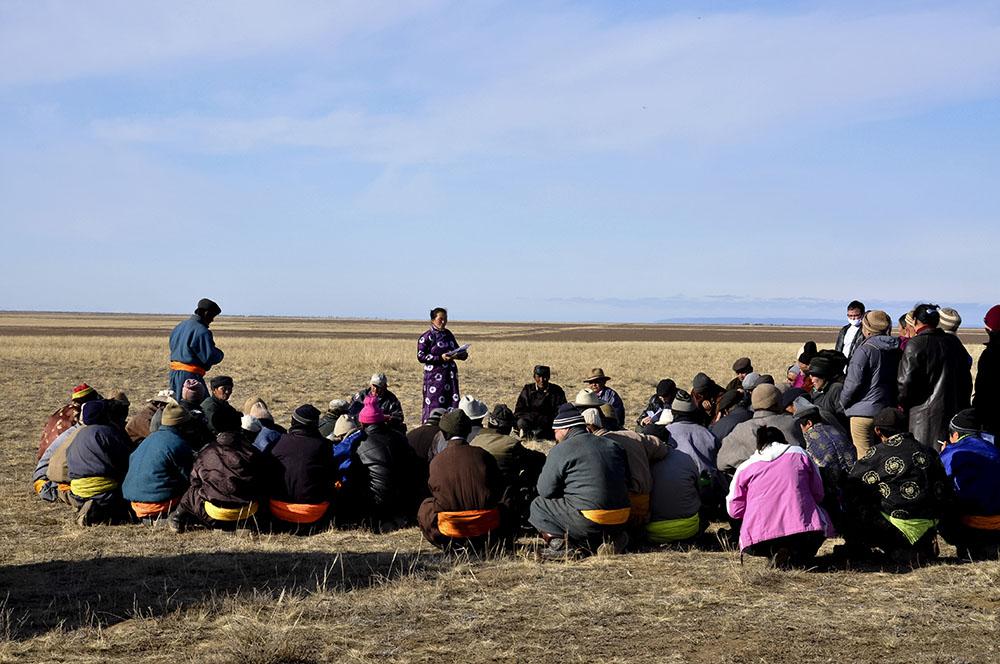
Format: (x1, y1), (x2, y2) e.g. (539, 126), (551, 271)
(961, 514), (1000, 531)
(170, 361), (206, 376)
(269, 499), (330, 524)
(131, 498), (180, 518)
(581, 507), (631, 525)
(33, 479), (46, 494)
(437, 508), (501, 538)
(58, 483), (71, 493)
(628, 492), (651, 524)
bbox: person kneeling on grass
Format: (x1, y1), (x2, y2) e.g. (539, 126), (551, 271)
(529, 404), (631, 557)
(726, 426), (834, 568)
(122, 403), (198, 524)
(418, 410), (511, 552)
(646, 444), (704, 546)
(937, 409), (1000, 560)
(66, 396), (135, 527)
(842, 407), (953, 565)
(264, 405), (335, 532)
(169, 418), (265, 533)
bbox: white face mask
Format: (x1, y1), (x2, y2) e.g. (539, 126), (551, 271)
(848, 318), (862, 327)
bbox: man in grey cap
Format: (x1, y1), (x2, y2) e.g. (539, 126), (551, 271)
(514, 365), (567, 440)
(529, 404), (631, 557)
(349, 373), (404, 431)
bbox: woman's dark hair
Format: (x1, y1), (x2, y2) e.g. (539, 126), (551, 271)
(755, 425), (786, 452)
(913, 303), (940, 327)
(430, 307), (448, 320)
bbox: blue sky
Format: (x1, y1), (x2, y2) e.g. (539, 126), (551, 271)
(2, 1), (999, 323)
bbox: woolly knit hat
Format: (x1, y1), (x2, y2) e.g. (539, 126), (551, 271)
(904, 310), (916, 329)
(792, 399), (820, 423)
(328, 398), (349, 413)
(439, 409), (472, 439)
(358, 393), (385, 425)
(249, 402), (271, 420)
(985, 305), (1000, 332)
(938, 307), (961, 333)
(862, 310), (892, 337)
(552, 404), (586, 429)
(333, 414), (359, 438)
(72, 383), (96, 401)
(292, 404), (321, 427)
(573, 389), (604, 408)
(241, 414), (261, 433)
(370, 373), (388, 387)
(182, 379), (205, 403)
(750, 384), (781, 412)
(242, 396), (268, 414)
(949, 408), (980, 434)
(671, 389), (697, 413)
(161, 403), (192, 427)
(80, 400), (107, 425)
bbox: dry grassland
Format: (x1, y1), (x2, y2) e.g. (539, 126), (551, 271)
(0, 314), (996, 663)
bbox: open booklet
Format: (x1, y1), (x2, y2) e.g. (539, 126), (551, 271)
(450, 343), (471, 355)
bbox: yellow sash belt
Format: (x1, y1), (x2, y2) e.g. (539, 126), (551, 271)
(69, 476), (119, 498)
(581, 507), (631, 525)
(204, 500), (258, 522)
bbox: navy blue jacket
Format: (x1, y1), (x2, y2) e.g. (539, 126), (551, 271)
(66, 424), (132, 482)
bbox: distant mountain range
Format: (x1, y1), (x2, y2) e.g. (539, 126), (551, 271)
(654, 317), (845, 326)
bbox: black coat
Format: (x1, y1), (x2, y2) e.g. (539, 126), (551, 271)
(898, 328), (973, 447)
(350, 424), (420, 517)
(710, 406), (752, 442)
(514, 383), (567, 433)
(835, 324), (864, 363)
(973, 332), (1000, 434)
(267, 426), (335, 504)
(812, 380), (849, 433)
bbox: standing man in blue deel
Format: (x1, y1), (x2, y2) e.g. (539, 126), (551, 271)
(168, 298), (225, 399)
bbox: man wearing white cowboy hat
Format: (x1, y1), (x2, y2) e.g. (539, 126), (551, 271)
(459, 395), (489, 442)
(584, 368), (626, 426)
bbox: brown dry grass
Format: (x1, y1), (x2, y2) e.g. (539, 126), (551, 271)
(0, 314), (996, 663)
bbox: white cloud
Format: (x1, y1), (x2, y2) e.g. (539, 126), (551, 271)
(0, 0), (439, 87)
(84, 6), (1000, 162)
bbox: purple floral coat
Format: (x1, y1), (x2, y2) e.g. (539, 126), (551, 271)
(417, 327), (461, 422)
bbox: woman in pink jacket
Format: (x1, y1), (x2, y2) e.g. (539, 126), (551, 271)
(727, 426), (835, 567)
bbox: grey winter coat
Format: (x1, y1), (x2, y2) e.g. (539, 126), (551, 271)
(718, 410), (805, 474)
(840, 334), (901, 417)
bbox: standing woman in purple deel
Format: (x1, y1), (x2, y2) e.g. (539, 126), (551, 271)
(417, 307), (468, 423)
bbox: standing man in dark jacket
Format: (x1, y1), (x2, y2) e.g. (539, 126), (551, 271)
(530, 404), (631, 556)
(418, 410), (510, 550)
(168, 298), (224, 400)
(514, 365), (567, 440)
(266, 405), (335, 530)
(898, 304), (973, 449)
(835, 300), (866, 363)
(840, 310), (901, 458)
(973, 305), (1000, 435)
